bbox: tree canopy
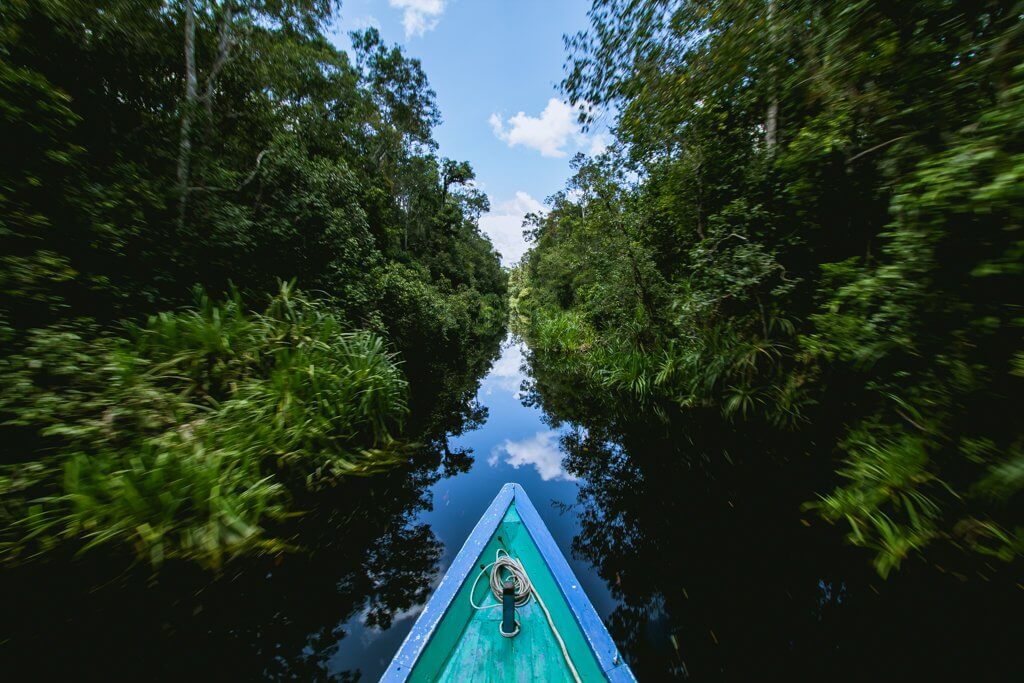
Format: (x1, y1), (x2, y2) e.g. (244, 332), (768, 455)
(516, 0), (1024, 575)
(0, 0), (506, 567)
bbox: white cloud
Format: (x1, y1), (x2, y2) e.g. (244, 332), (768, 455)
(489, 99), (577, 158)
(479, 191), (544, 266)
(389, 0), (446, 37)
(565, 187), (585, 203)
(587, 131), (611, 156)
(483, 342), (525, 397)
(361, 602), (424, 636)
(489, 431), (576, 482)
(349, 15), (381, 31)
(489, 98), (608, 159)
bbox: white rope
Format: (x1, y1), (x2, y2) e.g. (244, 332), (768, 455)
(469, 548), (532, 610)
(469, 548), (582, 683)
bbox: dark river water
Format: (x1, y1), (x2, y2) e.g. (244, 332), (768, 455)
(2, 336), (1020, 680)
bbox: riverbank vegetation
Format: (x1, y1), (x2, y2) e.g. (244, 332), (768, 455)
(515, 0), (1023, 575)
(1, 1), (505, 567)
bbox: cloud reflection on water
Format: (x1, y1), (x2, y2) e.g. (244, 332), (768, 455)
(481, 340), (526, 398)
(488, 430), (576, 482)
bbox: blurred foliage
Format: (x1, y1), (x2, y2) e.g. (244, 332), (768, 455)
(0, 0), (506, 567)
(0, 454), (460, 680)
(0, 284), (410, 567)
(516, 0), (1023, 574)
(516, 350), (1021, 679)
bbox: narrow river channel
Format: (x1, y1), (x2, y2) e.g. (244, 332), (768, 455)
(322, 335), (1020, 681)
(3, 335), (1018, 681)
(327, 337), (611, 679)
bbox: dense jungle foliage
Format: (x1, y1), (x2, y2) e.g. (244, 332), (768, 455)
(0, 0), (506, 567)
(515, 0), (1024, 576)
(518, 346), (1019, 679)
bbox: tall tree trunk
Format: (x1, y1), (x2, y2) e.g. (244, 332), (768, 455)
(765, 0), (779, 152)
(177, 0), (198, 229)
(203, 2), (235, 118)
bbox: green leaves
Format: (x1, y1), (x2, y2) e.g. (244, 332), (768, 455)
(807, 429), (947, 577)
(0, 0), (508, 576)
(0, 285), (409, 568)
(522, 0), (1024, 575)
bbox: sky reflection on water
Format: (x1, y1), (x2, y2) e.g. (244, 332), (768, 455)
(326, 337), (608, 679)
(325, 334), (1023, 681)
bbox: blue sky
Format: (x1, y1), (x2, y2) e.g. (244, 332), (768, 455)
(328, 0), (602, 265)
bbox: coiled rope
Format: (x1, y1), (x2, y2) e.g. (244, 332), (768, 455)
(469, 548), (582, 683)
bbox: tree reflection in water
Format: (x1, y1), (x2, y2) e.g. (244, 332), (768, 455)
(1, 333), (503, 681)
(524, 347), (1022, 681)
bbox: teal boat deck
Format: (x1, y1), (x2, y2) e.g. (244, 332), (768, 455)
(382, 483), (636, 682)
(436, 600), (576, 681)
(421, 503), (601, 681)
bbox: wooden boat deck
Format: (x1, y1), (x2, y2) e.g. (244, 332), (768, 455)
(382, 483), (636, 682)
(431, 503), (590, 681)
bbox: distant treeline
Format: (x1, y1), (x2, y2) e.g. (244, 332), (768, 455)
(0, 1), (506, 567)
(515, 0), (1023, 575)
